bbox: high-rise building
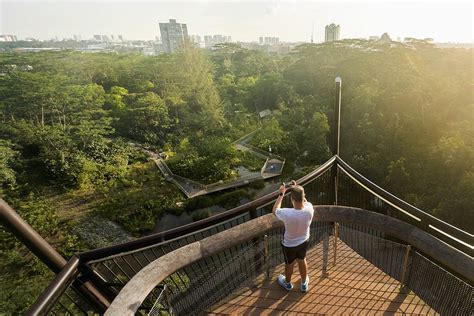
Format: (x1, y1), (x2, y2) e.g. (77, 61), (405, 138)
(325, 23), (340, 42)
(190, 35), (201, 44)
(264, 37), (279, 44)
(0, 35), (17, 42)
(379, 33), (392, 43)
(159, 19), (188, 53)
(203, 34), (231, 48)
(204, 35), (212, 44)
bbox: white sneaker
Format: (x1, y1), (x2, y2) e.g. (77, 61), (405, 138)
(277, 274), (293, 291)
(301, 276), (309, 292)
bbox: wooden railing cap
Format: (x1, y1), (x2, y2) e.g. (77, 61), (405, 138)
(105, 206), (473, 315)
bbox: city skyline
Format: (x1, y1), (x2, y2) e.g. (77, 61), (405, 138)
(1, 1), (472, 43)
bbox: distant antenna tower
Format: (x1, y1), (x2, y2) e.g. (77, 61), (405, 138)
(311, 22), (314, 43)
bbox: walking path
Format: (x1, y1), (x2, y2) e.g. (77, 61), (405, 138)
(148, 130), (285, 198)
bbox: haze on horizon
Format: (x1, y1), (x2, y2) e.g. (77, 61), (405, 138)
(0, 0), (472, 43)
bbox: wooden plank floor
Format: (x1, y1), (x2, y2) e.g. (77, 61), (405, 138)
(207, 237), (436, 315)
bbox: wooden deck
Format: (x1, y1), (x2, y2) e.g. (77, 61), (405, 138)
(208, 237), (436, 315)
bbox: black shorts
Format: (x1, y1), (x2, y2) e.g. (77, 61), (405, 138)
(281, 240), (309, 264)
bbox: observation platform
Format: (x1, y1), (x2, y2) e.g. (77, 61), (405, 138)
(16, 155), (472, 316)
(208, 237), (434, 315)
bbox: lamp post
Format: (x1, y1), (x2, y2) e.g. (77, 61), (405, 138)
(331, 77), (342, 206)
(334, 77), (342, 156)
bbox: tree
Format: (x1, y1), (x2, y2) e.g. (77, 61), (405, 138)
(117, 92), (172, 145)
(251, 118), (291, 155)
(168, 136), (238, 184)
(0, 140), (18, 191)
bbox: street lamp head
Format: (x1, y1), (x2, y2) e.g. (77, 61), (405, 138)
(335, 77), (342, 84)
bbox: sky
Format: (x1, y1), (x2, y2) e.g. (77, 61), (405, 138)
(0, 1), (472, 43)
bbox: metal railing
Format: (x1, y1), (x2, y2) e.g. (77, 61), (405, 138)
(139, 222), (332, 315)
(26, 155), (473, 314)
(336, 156), (473, 256)
(147, 285), (172, 316)
(106, 208), (472, 315)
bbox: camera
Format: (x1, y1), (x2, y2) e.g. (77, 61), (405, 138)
(282, 180), (297, 189)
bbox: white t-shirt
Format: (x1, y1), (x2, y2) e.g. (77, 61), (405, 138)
(275, 201), (314, 247)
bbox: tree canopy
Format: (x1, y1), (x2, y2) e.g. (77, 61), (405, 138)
(0, 40), (472, 313)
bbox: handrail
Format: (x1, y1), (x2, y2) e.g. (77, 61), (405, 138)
(104, 206), (473, 315)
(28, 154), (473, 314)
(28, 159), (334, 314)
(27, 255), (111, 315)
(0, 199), (66, 273)
(336, 156), (474, 255)
(105, 212), (283, 315)
(28, 256), (81, 315)
(78, 156), (336, 262)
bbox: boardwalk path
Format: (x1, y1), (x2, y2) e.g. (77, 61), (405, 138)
(148, 130), (285, 198)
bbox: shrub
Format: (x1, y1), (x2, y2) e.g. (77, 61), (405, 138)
(192, 209), (211, 222)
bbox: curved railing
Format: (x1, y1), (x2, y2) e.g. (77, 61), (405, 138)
(28, 155), (473, 315)
(336, 156), (473, 255)
(105, 206), (473, 315)
(80, 157), (335, 262)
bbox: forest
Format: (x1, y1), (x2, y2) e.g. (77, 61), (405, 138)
(0, 39), (473, 313)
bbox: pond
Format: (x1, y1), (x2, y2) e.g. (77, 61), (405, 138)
(153, 174), (286, 233)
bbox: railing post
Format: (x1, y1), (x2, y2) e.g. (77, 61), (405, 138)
(333, 223), (339, 266)
(250, 208), (263, 274)
(263, 234), (270, 279)
(165, 284), (174, 315)
(322, 229), (329, 278)
(399, 245), (412, 291)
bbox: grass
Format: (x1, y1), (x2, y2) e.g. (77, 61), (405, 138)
(24, 160), (187, 237)
(93, 161), (186, 235)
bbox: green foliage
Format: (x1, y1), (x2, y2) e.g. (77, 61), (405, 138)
(184, 195), (214, 212)
(168, 136), (238, 184)
(116, 92), (172, 145)
(0, 195), (85, 314)
(192, 209), (211, 222)
(0, 140), (18, 191)
(235, 150), (265, 172)
(0, 40), (473, 314)
(184, 189), (251, 212)
(96, 162), (184, 235)
(248, 179), (265, 189)
(217, 189), (251, 208)
(284, 40), (473, 230)
(34, 125), (130, 189)
(251, 118), (292, 154)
